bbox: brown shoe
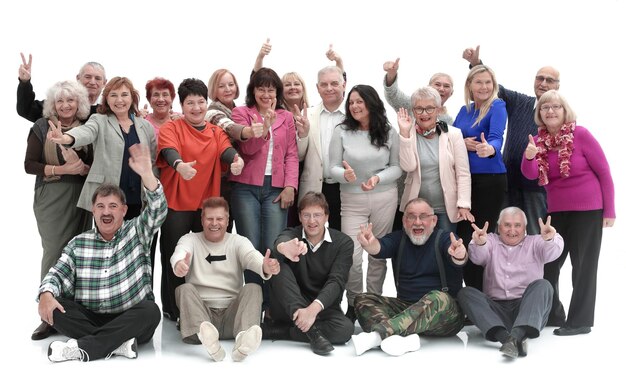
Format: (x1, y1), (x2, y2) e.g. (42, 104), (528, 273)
(32, 321), (56, 341)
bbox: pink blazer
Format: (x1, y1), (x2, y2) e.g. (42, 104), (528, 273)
(399, 126), (471, 222)
(229, 106), (299, 189)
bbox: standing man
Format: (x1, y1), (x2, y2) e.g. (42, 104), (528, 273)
(457, 207), (563, 359)
(171, 196), (280, 362)
(462, 45), (560, 235)
(37, 144), (166, 362)
(17, 53), (106, 122)
(351, 198), (467, 356)
(263, 192), (354, 355)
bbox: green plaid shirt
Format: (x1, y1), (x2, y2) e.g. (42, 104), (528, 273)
(39, 183), (167, 314)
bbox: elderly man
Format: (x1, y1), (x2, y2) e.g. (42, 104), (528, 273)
(37, 144), (166, 362)
(171, 196), (280, 362)
(456, 207), (563, 359)
(262, 192), (354, 356)
(17, 53), (106, 122)
(351, 198), (468, 356)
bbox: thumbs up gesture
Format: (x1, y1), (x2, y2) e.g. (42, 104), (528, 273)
(174, 252), (192, 277)
(475, 132), (495, 158)
(342, 160), (357, 183)
(262, 249), (280, 276)
(230, 154), (244, 176)
(139, 103), (150, 118)
(177, 160), (198, 180)
(525, 134), (538, 160)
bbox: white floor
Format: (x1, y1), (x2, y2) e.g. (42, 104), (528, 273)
(7, 224), (624, 372)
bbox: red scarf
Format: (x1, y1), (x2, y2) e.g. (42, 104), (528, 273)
(535, 121), (575, 186)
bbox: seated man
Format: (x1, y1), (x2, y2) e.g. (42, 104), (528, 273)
(171, 196), (280, 362)
(456, 207), (563, 359)
(352, 197), (467, 356)
(263, 192), (354, 356)
(37, 144), (166, 362)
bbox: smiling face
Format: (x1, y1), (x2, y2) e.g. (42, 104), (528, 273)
(77, 65), (106, 103)
(201, 206), (228, 243)
(534, 66), (560, 99)
(299, 205), (329, 243)
(469, 71), (494, 106)
(54, 95), (79, 123)
(182, 94), (208, 126)
(93, 194), (127, 241)
(316, 70), (345, 110)
(283, 75), (304, 105)
(254, 85), (276, 113)
(348, 91), (370, 125)
(539, 99), (565, 134)
(402, 201), (437, 245)
(106, 84), (132, 119)
(412, 98), (440, 132)
(498, 212), (526, 246)
(149, 88), (173, 117)
(216, 72), (238, 107)
(430, 76), (454, 105)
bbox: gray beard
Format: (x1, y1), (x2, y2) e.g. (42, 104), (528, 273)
(405, 227), (430, 246)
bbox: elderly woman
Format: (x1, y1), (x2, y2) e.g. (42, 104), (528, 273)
(330, 84), (401, 322)
(453, 65), (507, 290)
(143, 77), (180, 137)
(24, 80), (93, 340)
(49, 76), (156, 219)
(522, 90), (615, 336)
(397, 86), (473, 233)
(157, 78), (244, 321)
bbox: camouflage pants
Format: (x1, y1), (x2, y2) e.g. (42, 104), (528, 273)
(354, 291), (464, 338)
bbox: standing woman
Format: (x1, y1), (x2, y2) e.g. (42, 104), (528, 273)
(330, 84), (401, 321)
(230, 67), (299, 290)
(522, 90), (615, 336)
(25, 80), (93, 340)
(144, 77), (180, 137)
(49, 77), (156, 219)
(453, 65), (507, 290)
(397, 86), (473, 233)
(157, 78), (244, 321)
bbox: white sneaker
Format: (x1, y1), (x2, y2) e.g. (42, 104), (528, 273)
(48, 339), (89, 362)
(380, 334), (421, 356)
(232, 325), (262, 362)
(198, 321), (225, 362)
(108, 338), (137, 359)
(352, 331), (382, 356)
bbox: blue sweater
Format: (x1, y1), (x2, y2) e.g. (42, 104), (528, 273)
(453, 99), (507, 174)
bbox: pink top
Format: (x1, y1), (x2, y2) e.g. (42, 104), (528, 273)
(521, 126), (615, 219)
(229, 106), (298, 189)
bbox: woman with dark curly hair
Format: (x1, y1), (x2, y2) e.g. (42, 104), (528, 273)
(329, 84), (401, 321)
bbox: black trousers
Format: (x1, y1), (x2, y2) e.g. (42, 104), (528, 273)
(53, 298), (161, 361)
(321, 182), (341, 231)
(545, 209), (603, 328)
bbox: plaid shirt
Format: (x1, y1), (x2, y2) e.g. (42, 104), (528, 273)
(39, 183), (167, 314)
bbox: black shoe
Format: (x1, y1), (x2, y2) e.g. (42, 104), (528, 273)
(499, 336), (519, 359)
(305, 326), (334, 355)
(260, 322), (290, 340)
(553, 326), (591, 336)
(345, 306), (357, 324)
(518, 338), (528, 357)
(31, 321), (57, 341)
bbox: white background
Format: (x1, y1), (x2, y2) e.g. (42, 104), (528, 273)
(0, 0), (623, 370)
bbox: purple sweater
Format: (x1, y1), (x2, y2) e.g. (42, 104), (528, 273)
(521, 125), (615, 218)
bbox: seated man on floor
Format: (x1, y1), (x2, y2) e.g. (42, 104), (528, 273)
(263, 192), (354, 356)
(352, 197), (467, 356)
(37, 144), (166, 362)
(171, 196), (280, 362)
(457, 207), (563, 359)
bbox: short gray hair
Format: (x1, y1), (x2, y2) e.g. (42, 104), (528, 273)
(411, 86), (442, 108)
(317, 66), (344, 84)
(497, 206), (527, 226)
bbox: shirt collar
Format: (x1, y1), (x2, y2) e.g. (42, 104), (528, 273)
(301, 227), (333, 253)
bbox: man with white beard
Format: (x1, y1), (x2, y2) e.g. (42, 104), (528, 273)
(350, 198), (468, 356)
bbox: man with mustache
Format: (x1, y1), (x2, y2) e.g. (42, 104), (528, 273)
(351, 197), (468, 356)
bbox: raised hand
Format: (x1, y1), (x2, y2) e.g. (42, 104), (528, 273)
(397, 107), (413, 138)
(177, 160), (198, 180)
(476, 132), (494, 158)
(261, 100), (277, 137)
(174, 252), (192, 277)
(538, 216), (556, 241)
(230, 154), (244, 176)
(342, 160), (356, 183)
(448, 232), (467, 260)
(356, 223), (375, 248)
(128, 144), (153, 177)
(525, 134), (538, 160)
(19, 52), (32, 81)
(326, 44), (343, 71)
(262, 249), (280, 275)
(383, 58), (400, 86)
(462, 45), (481, 66)
(46, 119), (72, 145)
(294, 105), (310, 138)
(470, 221), (489, 245)
(259, 37), (272, 57)
(361, 175), (380, 192)
(139, 104), (150, 118)
(277, 237), (308, 262)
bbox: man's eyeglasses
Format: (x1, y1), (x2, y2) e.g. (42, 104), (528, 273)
(412, 106), (437, 115)
(405, 213), (435, 222)
(301, 213), (325, 220)
(539, 104), (563, 112)
(535, 76), (560, 85)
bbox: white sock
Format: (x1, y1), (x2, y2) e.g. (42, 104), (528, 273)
(352, 331), (382, 356)
(380, 334), (421, 356)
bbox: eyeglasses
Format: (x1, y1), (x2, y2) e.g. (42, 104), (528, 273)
(412, 106), (437, 115)
(301, 212), (325, 220)
(405, 213), (435, 223)
(539, 104), (563, 112)
(535, 76), (560, 85)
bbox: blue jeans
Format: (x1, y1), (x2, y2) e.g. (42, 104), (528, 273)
(231, 176), (287, 286)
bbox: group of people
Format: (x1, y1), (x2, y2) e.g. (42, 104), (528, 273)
(21, 41), (615, 363)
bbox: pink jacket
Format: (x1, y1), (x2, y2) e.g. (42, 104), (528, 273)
(229, 106), (299, 189)
(399, 126), (471, 222)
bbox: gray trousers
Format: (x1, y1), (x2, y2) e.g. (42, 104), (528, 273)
(457, 279), (553, 341)
(175, 283), (262, 343)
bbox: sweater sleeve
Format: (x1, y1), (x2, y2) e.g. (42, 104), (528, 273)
(316, 233), (353, 308)
(329, 125), (347, 183)
(17, 79), (44, 123)
(579, 128), (616, 218)
(375, 128), (402, 185)
(382, 75), (411, 113)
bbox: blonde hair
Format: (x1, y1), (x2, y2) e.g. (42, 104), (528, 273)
(534, 89), (577, 129)
(282, 71), (309, 110)
(464, 65), (499, 127)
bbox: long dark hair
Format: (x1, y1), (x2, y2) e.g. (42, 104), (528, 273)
(245, 68), (284, 110)
(342, 85), (390, 148)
